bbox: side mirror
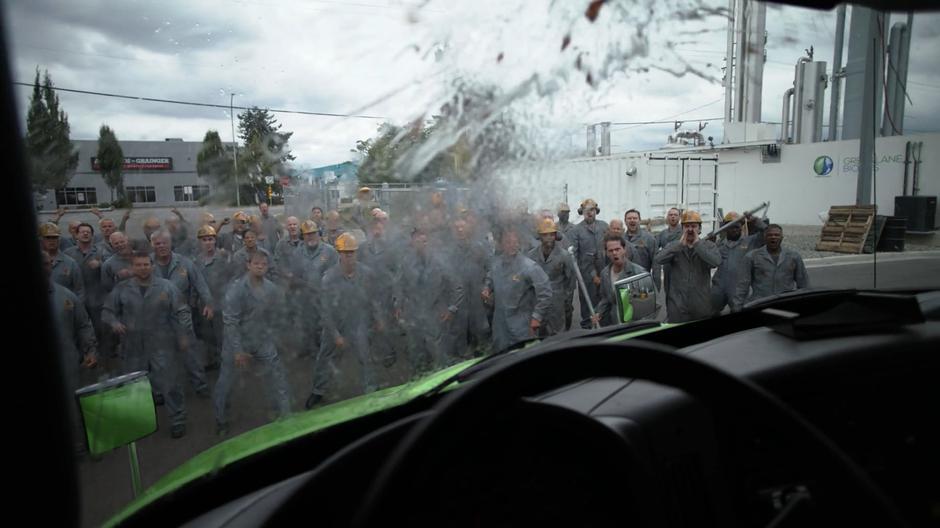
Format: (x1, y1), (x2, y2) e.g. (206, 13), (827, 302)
(614, 272), (658, 323)
(75, 371), (156, 497)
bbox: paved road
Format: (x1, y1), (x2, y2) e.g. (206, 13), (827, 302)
(805, 251), (940, 290)
(75, 249), (939, 527)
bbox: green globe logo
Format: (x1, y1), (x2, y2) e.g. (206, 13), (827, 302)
(814, 155), (834, 176)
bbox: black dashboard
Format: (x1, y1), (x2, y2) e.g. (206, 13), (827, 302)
(138, 291), (940, 527)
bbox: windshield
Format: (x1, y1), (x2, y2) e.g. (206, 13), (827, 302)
(5, 0), (939, 525)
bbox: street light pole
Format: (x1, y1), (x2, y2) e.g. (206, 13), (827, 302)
(230, 92), (240, 207)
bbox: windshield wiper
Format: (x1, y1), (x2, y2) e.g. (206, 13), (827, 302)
(420, 319), (665, 398)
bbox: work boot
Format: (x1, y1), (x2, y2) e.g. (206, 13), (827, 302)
(304, 393), (323, 410)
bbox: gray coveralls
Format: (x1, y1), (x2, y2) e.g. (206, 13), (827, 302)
(312, 263), (382, 397)
(594, 261), (648, 327)
(570, 219), (609, 329)
(65, 243), (106, 344)
(656, 225), (682, 294)
(49, 282), (97, 453)
(733, 246), (810, 311)
(51, 251), (85, 304)
(710, 233), (761, 314)
(653, 240), (722, 323)
(484, 253), (553, 352)
(525, 243), (575, 337)
(102, 277), (192, 427)
(625, 229), (660, 288)
(154, 253), (213, 394)
(359, 236), (402, 366)
(443, 239), (492, 356)
(214, 275), (291, 427)
(396, 251), (465, 373)
(297, 242), (339, 357)
(194, 250), (235, 368)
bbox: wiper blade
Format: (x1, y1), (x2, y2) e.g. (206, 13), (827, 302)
(420, 319), (664, 398)
(421, 337), (541, 398)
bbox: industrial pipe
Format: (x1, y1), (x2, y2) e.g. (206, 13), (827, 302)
(828, 4), (846, 141)
(781, 87), (794, 143)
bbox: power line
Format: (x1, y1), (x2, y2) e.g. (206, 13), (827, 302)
(611, 117), (723, 127)
(12, 81), (385, 120)
(610, 97), (725, 130)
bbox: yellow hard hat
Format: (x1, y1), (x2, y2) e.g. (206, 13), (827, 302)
(232, 211), (249, 222)
(197, 225), (217, 238)
(681, 210), (703, 224)
(200, 212), (216, 224)
(558, 203), (571, 212)
(536, 217), (559, 235)
(723, 211), (740, 222)
(300, 220), (319, 234)
(335, 232), (358, 252)
(357, 186), (372, 194)
(38, 222), (60, 237)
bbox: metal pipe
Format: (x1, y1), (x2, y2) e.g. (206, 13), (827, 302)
(743, 0), (766, 123)
(724, 0), (736, 123)
(828, 4), (846, 141)
(568, 246), (600, 329)
(902, 141), (911, 195)
(705, 201), (770, 239)
(586, 124), (597, 156)
(733, 0), (747, 122)
(912, 141), (923, 196)
(781, 87), (794, 143)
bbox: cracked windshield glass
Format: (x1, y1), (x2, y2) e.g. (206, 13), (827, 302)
(7, 0), (939, 524)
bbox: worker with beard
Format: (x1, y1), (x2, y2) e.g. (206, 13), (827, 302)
(218, 211), (250, 253)
(570, 199), (608, 329)
(709, 211), (765, 314)
(526, 218), (575, 337)
(733, 224), (809, 311)
(623, 209), (659, 288)
(653, 210), (721, 322)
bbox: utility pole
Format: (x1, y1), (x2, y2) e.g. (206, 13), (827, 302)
(230, 92), (241, 207)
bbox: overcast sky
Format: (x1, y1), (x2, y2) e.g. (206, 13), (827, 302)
(4, 0), (939, 168)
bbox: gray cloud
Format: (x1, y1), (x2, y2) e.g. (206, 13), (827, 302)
(4, 0), (938, 169)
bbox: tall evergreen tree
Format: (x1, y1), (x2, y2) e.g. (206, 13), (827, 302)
(25, 69), (78, 194)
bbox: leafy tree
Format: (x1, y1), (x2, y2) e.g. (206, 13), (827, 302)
(25, 69), (78, 195)
(236, 106), (294, 199)
(197, 130), (238, 203)
(354, 82), (533, 185)
(97, 125), (124, 202)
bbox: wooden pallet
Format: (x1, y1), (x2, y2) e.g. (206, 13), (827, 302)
(863, 215), (887, 254)
(816, 205), (877, 253)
